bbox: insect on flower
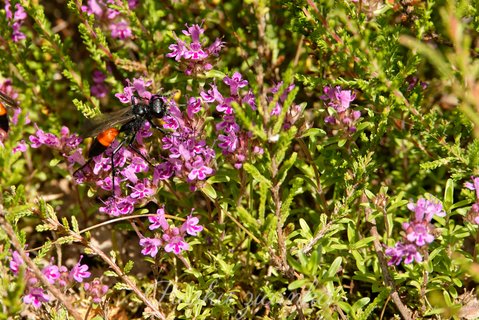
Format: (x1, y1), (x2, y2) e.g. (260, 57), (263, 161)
(74, 94), (169, 191)
(0, 90), (18, 141)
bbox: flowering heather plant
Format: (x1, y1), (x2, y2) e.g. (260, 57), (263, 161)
(8, 251), (103, 309)
(3, 0), (479, 319)
(385, 197), (446, 265)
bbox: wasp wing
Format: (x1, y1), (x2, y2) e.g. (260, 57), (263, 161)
(0, 91), (19, 108)
(82, 107), (136, 137)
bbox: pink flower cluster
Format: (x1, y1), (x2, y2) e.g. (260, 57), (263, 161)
(29, 125), (83, 169)
(167, 23), (225, 75)
(9, 253), (106, 308)
(91, 70), (109, 98)
(321, 85), (361, 133)
(268, 81), (303, 130)
(4, 0), (27, 42)
(199, 72), (262, 169)
(81, 0), (139, 40)
(385, 198), (446, 265)
(464, 176), (479, 224)
(140, 207), (203, 256)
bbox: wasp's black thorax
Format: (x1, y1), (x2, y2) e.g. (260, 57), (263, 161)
(119, 95), (167, 135)
(149, 95), (168, 118)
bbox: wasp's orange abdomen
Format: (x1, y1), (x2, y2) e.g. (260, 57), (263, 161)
(97, 128), (119, 147)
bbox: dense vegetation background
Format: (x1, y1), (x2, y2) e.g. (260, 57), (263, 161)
(1, 0), (479, 319)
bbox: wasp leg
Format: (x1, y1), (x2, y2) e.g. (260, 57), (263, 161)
(148, 119), (167, 135)
(73, 158), (93, 180)
(125, 131), (155, 167)
(110, 140), (126, 195)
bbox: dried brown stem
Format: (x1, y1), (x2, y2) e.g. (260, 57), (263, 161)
(364, 195), (412, 320)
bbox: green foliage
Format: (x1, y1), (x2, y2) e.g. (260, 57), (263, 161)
(2, 0), (479, 319)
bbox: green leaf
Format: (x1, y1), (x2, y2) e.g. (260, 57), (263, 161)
(444, 179), (454, 211)
(243, 163), (272, 186)
(124, 260), (134, 274)
(236, 206), (259, 229)
(300, 128), (326, 138)
(104, 270), (118, 277)
(71, 216), (79, 233)
(350, 237), (375, 250)
(288, 279), (311, 290)
(325, 257), (342, 279)
(113, 282), (132, 291)
(200, 183), (217, 200)
(205, 69), (227, 79)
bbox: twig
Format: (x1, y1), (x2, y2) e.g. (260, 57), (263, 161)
(85, 239), (166, 319)
(364, 195), (412, 320)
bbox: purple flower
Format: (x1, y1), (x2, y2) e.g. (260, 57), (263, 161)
(99, 196), (135, 216)
(129, 179), (154, 199)
(42, 264), (61, 284)
(91, 70), (108, 98)
(70, 256), (91, 283)
(140, 237), (162, 257)
(181, 215), (203, 236)
(12, 139), (27, 154)
(242, 90), (256, 110)
(115, 85), (134, 103)
(200, 84), (223, 103)
(224, 72), (248, 96)
(184, 42), (208, 60)
(166, 40), (187, 61)
(385, 197), (445, 266)
(188, 155), (213, 177)
(5, 0), (12, 19)
(218, 133), (238, 153)
(5, 1), (27, 42)
(153, 162), (174, 183)
(207, 37), (226, 56)
(81, 0), (104, 16)
(216, 97), (234, 114)
(163, 228), (190, 255)
(13, 4), (26, 21)
(465, 176), (479, 203)
(402, 221), (435, 246)
(167, 23), (225, 75)
(182, 23), (204, 42)
(84, 278), (109, 304)
(385, 242), (423, 265)
(29, 126), (60, 148)
(56, 266), (69, 287)
(187, 97), (202, 118)
(23, 287), (50, 308)
(321, 86), (356, 112)
(149, 207), (169, 231)
(131, 78), (152, 99)
(110, 20), (132, 39)
(9, 250), (24, 275)
(407, 198), (446, 222)
(321, 85), (360, 133)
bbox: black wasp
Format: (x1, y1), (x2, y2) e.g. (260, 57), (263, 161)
(0, 90), (18, 139)
(74, 94), (169, 191)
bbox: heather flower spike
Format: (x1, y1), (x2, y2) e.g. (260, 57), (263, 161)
(9, 252), (92, 308)
(321, 85), (361, 133)
(81, 0), (137, 39)
(70, 255), (91, 283)
(167, 23), (225, 75)
(139, 207), (204, 256)
(5, 1), (27, 42)
(385, 197), (445, 266)
(465, 176), (479, 225)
